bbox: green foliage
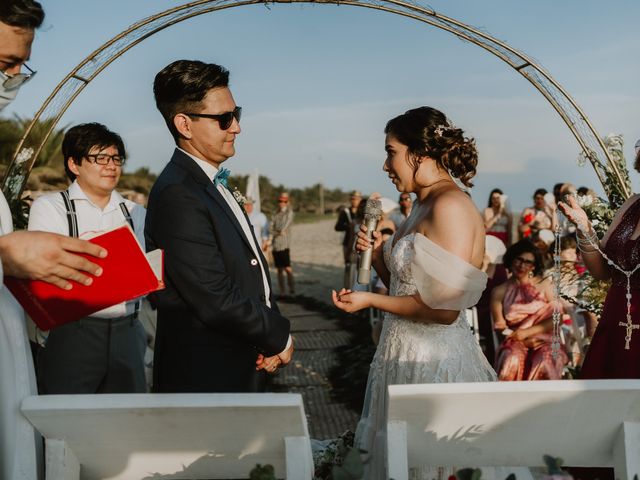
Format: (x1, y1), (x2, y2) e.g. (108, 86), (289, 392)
(0, 115), (67, 168)
(456, 468), (483, 480)
(10, 195), (31, 230)
(543, 454), (566, 475)
(228, 174), (352, 216)
(249, 463), (276, 480)
(119, 166), (158, 194)
(0, 118), (22, 164)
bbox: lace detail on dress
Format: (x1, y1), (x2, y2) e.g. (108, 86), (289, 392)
(357, 233), (496, 479)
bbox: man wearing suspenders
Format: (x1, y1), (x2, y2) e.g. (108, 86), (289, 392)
(27, 122), (148, 394)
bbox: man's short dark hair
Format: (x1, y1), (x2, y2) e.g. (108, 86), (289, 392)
(62, 123), (126, 181)
(0, 0), (45, 29)
(153, 60), (230, 142)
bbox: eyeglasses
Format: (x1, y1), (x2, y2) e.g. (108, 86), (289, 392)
(185, 106), (242, 130)
(84, 154), (125, 166)
(513, 256), (535, 267)
(400, 197), (411, 202)
(0, 64), (36, 90)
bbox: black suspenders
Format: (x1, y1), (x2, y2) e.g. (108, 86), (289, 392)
(60, 190), (134, 237)
(60, 190), (139, 315)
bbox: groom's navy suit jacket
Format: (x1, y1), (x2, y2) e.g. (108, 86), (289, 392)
(145, 149), (290, 393)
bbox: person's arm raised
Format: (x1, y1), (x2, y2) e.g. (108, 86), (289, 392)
(0, 231), (106, 290)
(557, 195), (640, 281)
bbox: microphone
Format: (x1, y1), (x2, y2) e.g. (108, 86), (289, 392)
(357, 198), (382, 284)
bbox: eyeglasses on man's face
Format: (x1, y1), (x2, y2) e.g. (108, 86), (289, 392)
(0, 64), (36, 90)
(513, 256), (535, 267)
(84, 154), (125, 166)
(400, 197), (411, 202)
(185, 106), (242, 130)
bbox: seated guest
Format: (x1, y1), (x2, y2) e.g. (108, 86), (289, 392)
(475, 235), (508, 367)
(518, 188), (557, 239)
(491, 240), (568, 380)
(483, 188), (512, 246)
(28, 123), (147, 394)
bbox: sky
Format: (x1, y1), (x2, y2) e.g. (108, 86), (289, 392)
(4, 0), (640, 212)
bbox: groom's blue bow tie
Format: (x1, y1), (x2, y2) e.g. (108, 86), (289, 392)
(214, 167), (230, 188)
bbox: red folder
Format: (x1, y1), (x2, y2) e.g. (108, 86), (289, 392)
(5, 223), (164, 331)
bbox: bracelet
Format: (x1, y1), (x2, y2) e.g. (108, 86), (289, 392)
(577, 244), (599, 254)
(576, 225), (597, 241)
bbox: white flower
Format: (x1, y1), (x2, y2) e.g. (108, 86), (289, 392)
(576, 194), (593, 207)
(15, 147), (34, 165)
(231, 188), (247, 206)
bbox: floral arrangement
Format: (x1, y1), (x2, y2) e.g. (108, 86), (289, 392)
(232, 186), (248, 207)
(312, 430), (366, 480)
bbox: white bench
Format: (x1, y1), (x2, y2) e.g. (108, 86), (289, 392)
(387, 379), (640, 480)
(21, 393), (313, 480)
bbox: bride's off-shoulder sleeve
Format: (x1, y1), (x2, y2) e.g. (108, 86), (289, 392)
(410, 233), (488, 310)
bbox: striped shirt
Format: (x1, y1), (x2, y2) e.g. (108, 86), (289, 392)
(271, 208), (294, 252)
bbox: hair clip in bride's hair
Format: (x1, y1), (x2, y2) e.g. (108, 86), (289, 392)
(434, 123), (453, 137)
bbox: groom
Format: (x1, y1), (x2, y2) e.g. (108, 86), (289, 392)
(146, 60), (293, 393)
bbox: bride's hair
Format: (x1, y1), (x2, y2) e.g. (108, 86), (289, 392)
(384, 106), (478, 187)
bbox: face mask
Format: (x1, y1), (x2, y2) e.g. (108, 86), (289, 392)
(0, 84), (19, 112)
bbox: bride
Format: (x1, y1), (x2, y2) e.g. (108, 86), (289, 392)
(333, 106), (496, 479)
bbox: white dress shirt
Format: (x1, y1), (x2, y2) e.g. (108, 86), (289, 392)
(178, 148), (291, 352)
(28, 180), (146, 318)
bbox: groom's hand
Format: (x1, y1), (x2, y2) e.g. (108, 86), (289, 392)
(278, 340), (294, 366)
(256, 353), (281, 373)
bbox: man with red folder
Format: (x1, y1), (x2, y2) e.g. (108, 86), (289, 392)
(28, 123), (148, 394)
(146, 60), (293, 393)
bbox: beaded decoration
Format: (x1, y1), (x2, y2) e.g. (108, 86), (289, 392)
(576, 222), (640, 350)
(551, 225), (563, 359)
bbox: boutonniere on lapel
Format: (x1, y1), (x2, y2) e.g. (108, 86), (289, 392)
(231, 187), (247, 207)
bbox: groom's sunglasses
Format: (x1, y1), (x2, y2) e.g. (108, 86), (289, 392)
(185, 106), (242, 130)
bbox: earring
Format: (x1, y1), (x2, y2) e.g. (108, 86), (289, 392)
(528, 271), (534, 278)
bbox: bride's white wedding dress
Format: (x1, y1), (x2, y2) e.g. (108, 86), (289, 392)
(356, 232), (497, 479)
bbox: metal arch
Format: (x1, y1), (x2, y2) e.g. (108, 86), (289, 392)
(3, 0), (629, 206)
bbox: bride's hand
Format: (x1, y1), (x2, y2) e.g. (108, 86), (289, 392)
(332, 288), (371, 313)
(354, 225), (383, 260)
(558, 195), (590, 231)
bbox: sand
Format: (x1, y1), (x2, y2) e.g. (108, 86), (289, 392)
(268, 218), (345, 304)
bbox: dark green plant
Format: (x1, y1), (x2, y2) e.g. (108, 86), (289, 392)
(249, 463), (276, 480)
(10, 195), (31, 230)
(456, 468), (483, 480)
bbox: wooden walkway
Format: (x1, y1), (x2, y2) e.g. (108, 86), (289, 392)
(270, 300), (362, 440)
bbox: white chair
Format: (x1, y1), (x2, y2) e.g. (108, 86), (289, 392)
(387, 380), (640, 480)
(22, 393), (313, 480)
